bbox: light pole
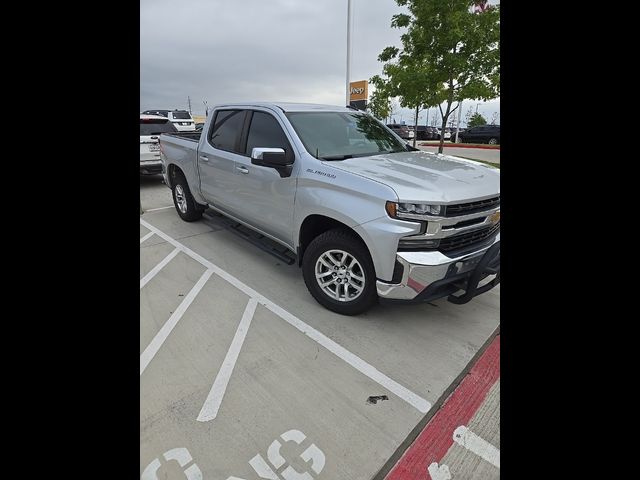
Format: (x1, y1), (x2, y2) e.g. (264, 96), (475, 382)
(454, 101), (462, 143)
(345, 0), (352, 106)
(476, 103), (481, 114)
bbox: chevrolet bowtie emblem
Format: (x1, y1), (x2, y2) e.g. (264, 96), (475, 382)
(488, 211), (501, 224)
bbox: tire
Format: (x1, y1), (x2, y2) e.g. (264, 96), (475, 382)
(171, 172), (205, 222)
(488, 138), (498, 145)
(302, 229), (378, 315)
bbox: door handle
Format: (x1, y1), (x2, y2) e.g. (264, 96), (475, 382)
(236, 166), (249, 174)
(199, 155), (209, 162)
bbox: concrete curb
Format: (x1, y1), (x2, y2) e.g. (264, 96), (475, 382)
(420, 143), (500, 150)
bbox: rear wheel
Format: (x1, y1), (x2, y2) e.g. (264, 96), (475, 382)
(172, 172), (205, 222)
(302, 229), (378, 315)
(488, 138), (498, 145)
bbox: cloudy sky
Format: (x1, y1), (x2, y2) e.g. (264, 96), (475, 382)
(141, 0), (500, 126)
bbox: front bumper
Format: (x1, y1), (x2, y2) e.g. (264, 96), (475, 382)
(376, 234), (500, 304)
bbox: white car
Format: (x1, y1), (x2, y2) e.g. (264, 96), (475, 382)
(140, 114), (177, 175)
(437, 127), (452, 140)
(142, 109), (196, 131)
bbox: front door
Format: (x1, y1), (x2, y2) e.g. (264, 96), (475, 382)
(231, 110), (298, 248)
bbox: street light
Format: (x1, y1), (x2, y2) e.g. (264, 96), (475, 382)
(345, 0), (352, 106)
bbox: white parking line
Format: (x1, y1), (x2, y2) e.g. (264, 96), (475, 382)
(197, 298), (258, 422)
(140, 269), (214, 375)
(140, 218), (432, 415)
(140, 247), (180, 289)
(453, 426), (500, 468)
(144, 205), (175, 212)
(140, 231), (155, 244)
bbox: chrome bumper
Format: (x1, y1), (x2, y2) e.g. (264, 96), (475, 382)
(376, 233), (500, 301)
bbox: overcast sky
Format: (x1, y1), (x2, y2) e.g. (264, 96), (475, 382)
(141, 0), (500, 126)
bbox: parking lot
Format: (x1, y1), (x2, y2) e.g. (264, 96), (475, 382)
(140, 175), (500, 480)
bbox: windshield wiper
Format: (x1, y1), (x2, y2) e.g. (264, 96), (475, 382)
(320, 154), (353, 161)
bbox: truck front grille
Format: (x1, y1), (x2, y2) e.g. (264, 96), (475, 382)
(445, 196), (500, 217)
(438, 222), (500, 253)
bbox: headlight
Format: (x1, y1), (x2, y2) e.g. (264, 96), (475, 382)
(385, 201), (442, 219)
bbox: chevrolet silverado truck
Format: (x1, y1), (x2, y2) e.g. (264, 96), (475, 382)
(159, 103), (500, 315)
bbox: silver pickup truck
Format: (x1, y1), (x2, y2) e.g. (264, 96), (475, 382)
(159, 103), (500, 315)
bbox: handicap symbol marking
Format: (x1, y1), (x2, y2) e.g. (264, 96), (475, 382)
(227, 429), (325, 480)
(141, 447), (203, 480)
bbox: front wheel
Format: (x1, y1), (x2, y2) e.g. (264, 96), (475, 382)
(302, 229), (378, 315)
(172, 173), (204, 222)
(488, 138), (498, 145)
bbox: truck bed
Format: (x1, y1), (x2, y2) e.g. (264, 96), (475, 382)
(162, 131), (201, 142)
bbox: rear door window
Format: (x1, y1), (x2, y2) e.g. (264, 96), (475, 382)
(208, 110), (246, 153)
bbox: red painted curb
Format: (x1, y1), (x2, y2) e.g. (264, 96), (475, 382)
(419, 143), (500, 150)
(385, 335), (500, 480)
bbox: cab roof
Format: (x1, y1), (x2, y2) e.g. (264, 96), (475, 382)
(211, 102), (356, 113)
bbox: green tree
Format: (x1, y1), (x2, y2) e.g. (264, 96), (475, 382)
(468, 112), (487, 127)
(374, 0), (500, 153)
(367, 82), (392, 121)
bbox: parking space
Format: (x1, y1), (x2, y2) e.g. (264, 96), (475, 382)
(140, 181), (500, 480)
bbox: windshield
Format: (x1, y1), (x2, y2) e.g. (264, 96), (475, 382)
(286, 112), (410, 160)
(140, 120), (177, 135)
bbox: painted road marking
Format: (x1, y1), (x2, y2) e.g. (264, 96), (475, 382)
(140, 231), (155, 244)
(140, 218), (431, 415)
(144, 205), (175, 212)
(427, 463), (451, 480)
(141, 447), (202, 480)
(197, 298), (258, 422)
(140, 269), (214, 375)
(384, 335), (500, 480)
(226, 429), (325, 480)
(453, 426), (500, 468)
(140, 247), (180, 289)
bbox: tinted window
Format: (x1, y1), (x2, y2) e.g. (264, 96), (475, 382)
(209, 110), (245, 153)
(140, 120), (177, 135)
(245, 112), (292, 157)
(144, 110), (168, 117)
(171, 111), (191, 119)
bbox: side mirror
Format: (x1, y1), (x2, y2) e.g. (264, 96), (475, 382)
(251, 147), (293, 178)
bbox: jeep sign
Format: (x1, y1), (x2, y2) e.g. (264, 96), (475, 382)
(349, 80), (368, 101)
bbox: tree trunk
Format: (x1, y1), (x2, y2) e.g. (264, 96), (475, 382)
(413, 105), (418, 148)
(438, 110), (450, 153)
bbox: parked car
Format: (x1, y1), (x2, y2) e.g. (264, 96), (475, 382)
(416, 125), (439, 140)
(159, 102), (500, 315)
(140, 114), (178, 175)
(449, 128), (467, 142)
(142, 109), (196, 131)
(457, 125), (500, 144)
(386, 123), (414, 140)
(436, 127), (452, 140)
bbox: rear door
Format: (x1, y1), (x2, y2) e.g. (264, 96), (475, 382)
(230, 109), (298, 246)
(197, 109), (248, 211)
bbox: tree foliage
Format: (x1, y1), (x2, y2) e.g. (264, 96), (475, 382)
(373, 0), (500, 152)
(468, 112), (487, 127)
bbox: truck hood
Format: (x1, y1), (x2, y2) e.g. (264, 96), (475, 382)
(324, 151), (500, 203)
